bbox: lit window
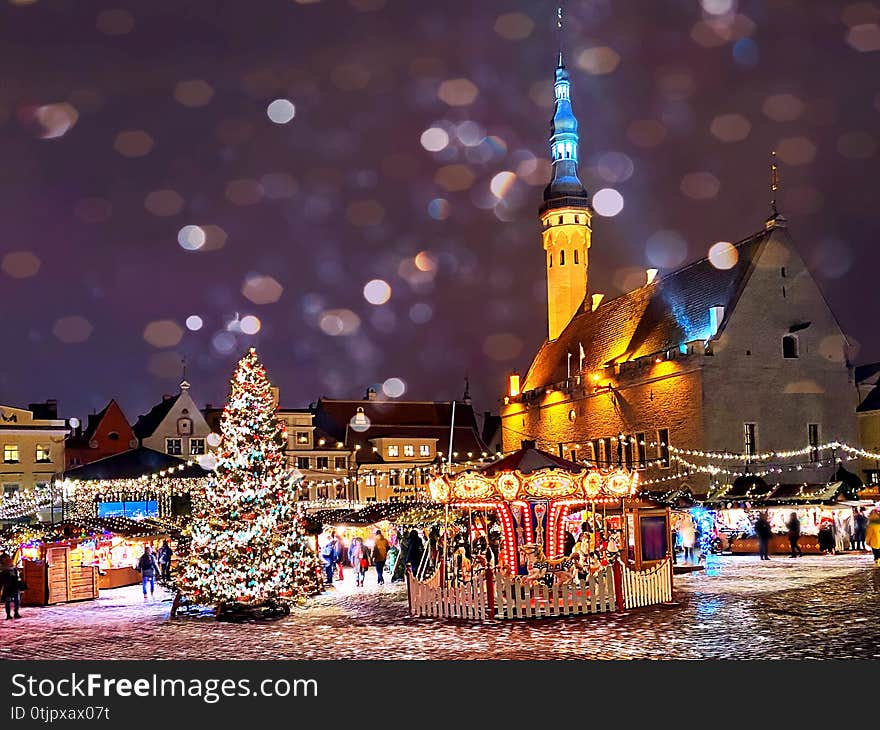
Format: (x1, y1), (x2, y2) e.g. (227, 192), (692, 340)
(657, 429), (670, 468)
(35, 445), (51, 463)
(389, 472), (400, 486)
(782, 334), (799, 359)
(573, 250), (579, 265)
(808, 423), (820, 461)
(296, 431), (310, 446)
(296, 456), (310, 470)
(165, 438), (182, 456)
(3, 484), (18, 497)
(743, 423), (757, 459)
(190, 438), (206, 455)
(316, 456), (329, 470)
(419, 444), (431, 457)
(403, 444), (415, 457)
(387, 444), (399, 457)
(334, 456), (347, 470)
(3, 445), (19, 463)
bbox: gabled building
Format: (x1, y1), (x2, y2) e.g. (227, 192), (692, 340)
(500, 50), (859, 496)
(134, 381), (211, 460)
(65, 399), (137, 469)
(312, 389), (490, 502)
(856, 363), (880, 486)
(0, 400), (68, 496)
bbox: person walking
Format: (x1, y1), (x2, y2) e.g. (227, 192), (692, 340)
(0, 553), (23, 620)
(404, 529), (424, 578)
(348, 537), (369, 587)
(157, 540), (173, 581)
(320, 535), (337, 586)
(372, 530), (390, 584)
(786, 512), (803, 558)
(678, 514), (697, 564)
(334, 533), (346, 581)
(754, 512), (773, 560)
(854, 507), (869, 551)
(137, 545), (160, 599)
(866, 509), (880, 567)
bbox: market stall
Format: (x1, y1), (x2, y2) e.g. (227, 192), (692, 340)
(407, 442), (673, 620)
(4, 518), (175, 603)
(703, 481), (871, 555)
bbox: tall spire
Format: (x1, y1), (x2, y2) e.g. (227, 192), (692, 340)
(766, 150), (787, 229)
(542, 4), (589, 211)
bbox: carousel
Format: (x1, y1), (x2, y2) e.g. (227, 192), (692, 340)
(407, 442), (674, 620)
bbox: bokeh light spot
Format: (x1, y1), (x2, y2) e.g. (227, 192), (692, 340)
(52, 316), (93, 344)
(96, 8), (134, 35)
(576, 46), (620, 75)
(177, 225), (206, 251)
(592, 188), (624, 217)
(143, 320), (183, 348)
(420, 126), (449, 152)
(680, 171), (721, 200)
(173, 79), (214, 108)
(144, 189), (185, 217)
(319, 309), (361, 336)
(267, 98), (296, 124)
(2, 251), (41, 279)
(382, 377), (406, 398)
(242, 274), (284, 305)
(363, 279), (392, 305)
(113, 129), (153, 158)
(437, 78), (479, 106)
(240, 315), (261, 335)
(645, 230), (688, 269)
(185, 315), (203, 331)
(708, 241), (739, 270)
(710, 113), (751, 142)
(494, 12), (534, 40)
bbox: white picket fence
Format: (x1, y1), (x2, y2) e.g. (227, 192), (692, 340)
(407, 566), (491, 620)
(493, 569), (615, 619)
(408, 558), (673, 620)
(621, 558), (673, 609)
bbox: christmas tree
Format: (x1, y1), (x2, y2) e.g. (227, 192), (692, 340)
(178, 348), (322, 609)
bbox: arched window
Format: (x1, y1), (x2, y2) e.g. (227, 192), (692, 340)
(782, 334), (799, 359)
(573, 250), (579, 265)
(548, 253), (552, 268)
(559, 250), (565, 266)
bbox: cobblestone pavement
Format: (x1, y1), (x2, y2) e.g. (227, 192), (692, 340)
(2, 554), (878, 660)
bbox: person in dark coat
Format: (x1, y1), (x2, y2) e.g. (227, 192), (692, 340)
(137, 545), (160, 598)
(854, 507), (868, 551)
(404, 529), (424, 578)
(157, 540), (173, 581)
(0, 553), (22, 620)
(754, 512), (773, 560)
(562, 530), (576, 557)
(786, 512), (803, 558)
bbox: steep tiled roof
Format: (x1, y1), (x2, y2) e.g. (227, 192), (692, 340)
(133, 394), (180, 439)
(63, 447), (209, 480)
(523, 229), (770, 391)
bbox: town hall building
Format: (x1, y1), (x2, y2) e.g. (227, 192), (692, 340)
(500, 52), (859, 496)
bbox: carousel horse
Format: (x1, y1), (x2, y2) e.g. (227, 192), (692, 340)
(518, 543), (578, 588)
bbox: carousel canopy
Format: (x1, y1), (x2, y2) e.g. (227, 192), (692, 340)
(428, 441), (638, 504)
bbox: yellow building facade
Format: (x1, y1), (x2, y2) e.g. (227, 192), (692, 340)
(0, 403), (68, 496)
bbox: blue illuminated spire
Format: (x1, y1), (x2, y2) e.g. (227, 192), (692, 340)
(542, 51), (589, 209)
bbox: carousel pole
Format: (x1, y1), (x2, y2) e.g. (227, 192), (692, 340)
(442, 399), (457, 581)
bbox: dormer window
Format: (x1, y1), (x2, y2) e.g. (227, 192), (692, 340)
(387, 444), (400, 457)
(354, 407), (368, 427)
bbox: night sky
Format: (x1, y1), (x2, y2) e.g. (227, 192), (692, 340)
(1, 0), (878, 424)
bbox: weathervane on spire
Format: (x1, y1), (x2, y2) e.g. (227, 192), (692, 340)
(556, 3), (565, 65)
(770, 150), (780, 217)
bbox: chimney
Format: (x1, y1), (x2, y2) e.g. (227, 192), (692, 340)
(646, 268), (659, 285)
(591, 293), (604, 312)
(365, 387), (377, 401)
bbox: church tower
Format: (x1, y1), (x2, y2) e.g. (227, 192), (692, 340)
(540, 52), (592, 342)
